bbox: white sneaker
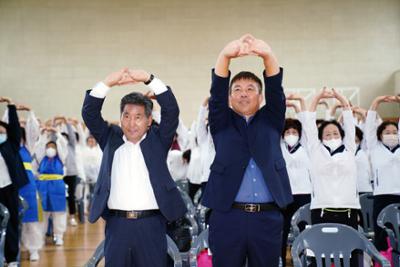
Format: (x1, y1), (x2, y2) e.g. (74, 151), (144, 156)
(7, 262), (19, 267)
(55, 236), (64, 246)
(30, 251), (39, 261)
(69, 217), (78, 226)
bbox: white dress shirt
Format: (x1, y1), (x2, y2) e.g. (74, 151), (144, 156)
(90, 77), (168, 210)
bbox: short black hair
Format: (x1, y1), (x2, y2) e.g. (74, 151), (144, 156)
(282, 119), (302, 139)
(355, 126), (363, 142)
(318, 120), (345, 141)
(46, 141), (57, 147)
(120, 92), (153, 117)
(377, 121), (398, 141)
(229, 71), (262, 94)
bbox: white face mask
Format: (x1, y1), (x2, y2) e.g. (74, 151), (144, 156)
(46, 147), (57, 158)
(323, 138), (342, 151)
(0, 133), (7, 144)
(284, 134), (299, 147)
(382, 134), (399, 148)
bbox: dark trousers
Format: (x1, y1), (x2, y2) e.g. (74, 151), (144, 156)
(372, 194), (400, 250)
(0, 184), (19, 263)
(63, 175), (77, 215)
(311, 208), (360, 267)
(281, 194), (311, 267)
(209, 208), (283, 267)
(104, 214), (167, 267)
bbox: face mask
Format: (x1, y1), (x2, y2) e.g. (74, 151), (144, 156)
(323, 138), (342, 151)
(46, 147), (57, 158)
(382, 134), (399, 148)
(0, 133), (7, 144)
(284, 134), (299, 147)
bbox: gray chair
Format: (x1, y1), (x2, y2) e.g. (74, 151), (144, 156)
(0, 203), (10, 267)
(178, 187), (199, 237)
(359, 193), (375, 239)
(291, 203), (311, 239)
(84, 235), (183, 267)
(189, 228), (209, 267)
(193, 188), (202, 206)
(291, 223), (390, 267)
(377, 203), (400, 267)
(196, 204), (210, 233)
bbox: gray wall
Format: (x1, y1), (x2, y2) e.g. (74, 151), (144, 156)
(0, 0), (399, 124)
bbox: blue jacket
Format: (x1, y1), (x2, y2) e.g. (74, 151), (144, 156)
(82, 88), (187, 223)
(202, 69), (293, 211)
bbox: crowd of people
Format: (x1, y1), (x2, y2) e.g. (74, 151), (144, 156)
(0, 34), (399, 267)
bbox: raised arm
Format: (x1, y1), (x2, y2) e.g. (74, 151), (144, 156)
(366, 95), (395, 149)
(196, 97), (209, 144)
(209, 35), (252, 135)
(0, 97), (21, 152)
(128, 69), (179, 151)
(331, 89), (355, 153)
(82, 68), (133, 149)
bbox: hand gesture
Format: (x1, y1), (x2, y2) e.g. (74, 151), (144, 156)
(127, 70), (151, 84)
(103, 68), (136, 87)
(16, 104), (31, 111)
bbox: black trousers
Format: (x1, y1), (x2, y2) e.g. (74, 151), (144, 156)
(63, 175), (77, 215)
(311, 208), (361, 267)
(281, 194), (311, 267)
(0, 184), (19, 263)
(372, 194), (400, 250)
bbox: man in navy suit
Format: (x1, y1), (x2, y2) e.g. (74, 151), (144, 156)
(82, 68), (186, 267)
(202, 34), (293, 267)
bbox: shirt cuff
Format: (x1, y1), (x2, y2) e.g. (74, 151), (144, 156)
(90, 82), (110, 98)
(148, 77), (168, 95)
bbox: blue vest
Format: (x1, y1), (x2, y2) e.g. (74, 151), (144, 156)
(18, 145), (42, 222)
(37, 156), (66, 212)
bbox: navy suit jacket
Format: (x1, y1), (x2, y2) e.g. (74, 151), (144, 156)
(82, 89), (187, 223)
(202, 69), (293, 211)
(0, 105), (29, 190)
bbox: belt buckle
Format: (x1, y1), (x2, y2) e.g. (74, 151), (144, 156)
(126, 211), (138, 219)
(244, 204), (259, 213)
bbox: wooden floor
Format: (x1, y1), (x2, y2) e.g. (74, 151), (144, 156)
(20, 219), (105, 267)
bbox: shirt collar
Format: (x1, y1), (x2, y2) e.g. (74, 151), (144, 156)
(123, 133), (147, 145)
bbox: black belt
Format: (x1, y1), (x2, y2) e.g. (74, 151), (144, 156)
(232, 202), (280, 213)
(109, 209), (161, 219)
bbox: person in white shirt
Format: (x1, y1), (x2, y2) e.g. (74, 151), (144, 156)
(82, 68), (186, 267)
(354, 126), (373, 194)
(280, 94), (312, 267)
(302, 88), (360, 228)
(81, 135), (102, 210)
(365, 95), (400, 251)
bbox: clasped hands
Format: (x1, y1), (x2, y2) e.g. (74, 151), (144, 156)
(103, 68), (151, 88)
(220, 33), (273, 60)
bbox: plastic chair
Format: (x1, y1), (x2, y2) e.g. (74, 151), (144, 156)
(0, 203), (10, 267)
(291, 203), (311, 239)
(176, 179), (189, 194)
(377, 203), (400, 266)
(359, 193), (375, 239)
(189, 228), (209, 267)
(193, 188), (202, 206)
(178, 187), (199, 237)
(196, 204), (210, 233)
(291, 223), (391, 267)
(84, 235), (183, 267)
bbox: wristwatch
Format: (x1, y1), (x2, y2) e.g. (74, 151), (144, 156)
(144, 74), (154, 85)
